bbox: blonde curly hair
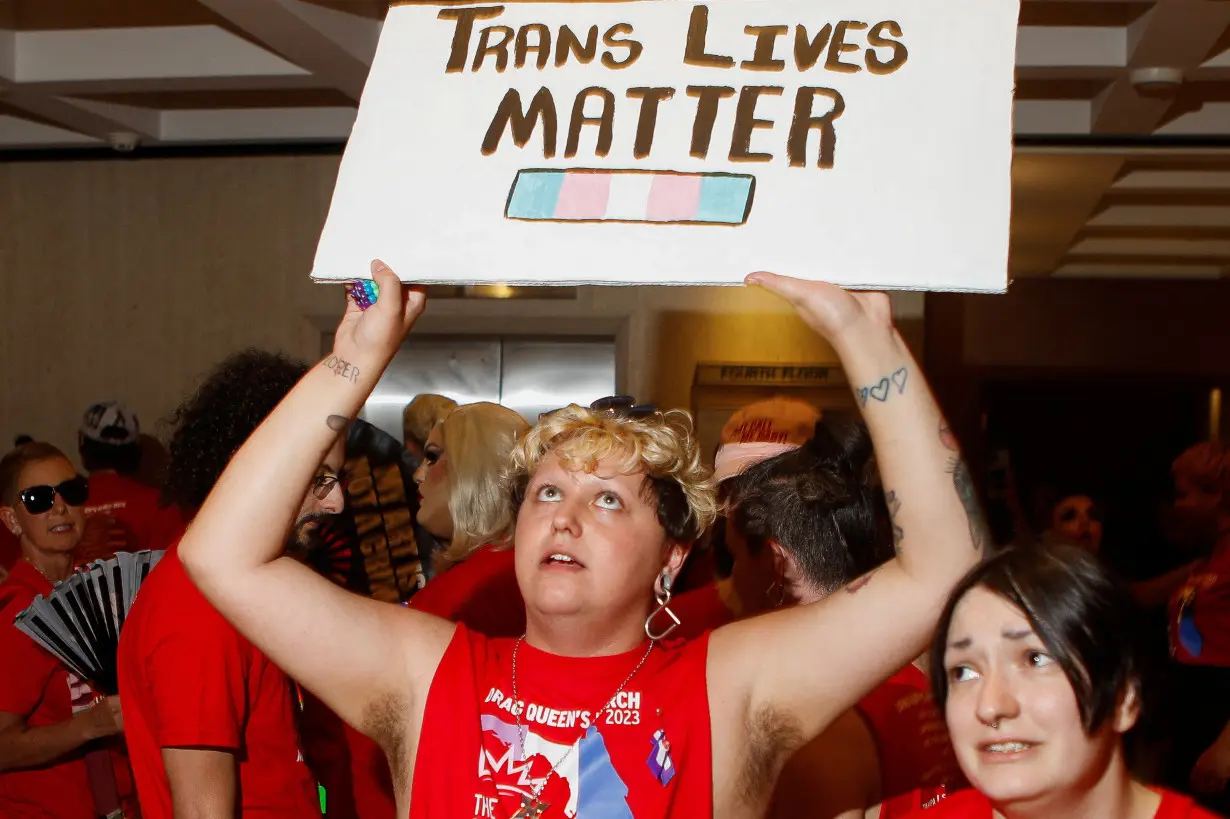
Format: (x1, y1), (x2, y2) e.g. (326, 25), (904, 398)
(507, 405), (717, 542)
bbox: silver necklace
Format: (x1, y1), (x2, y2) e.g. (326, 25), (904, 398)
(509, 636), (655, 818)
(23, 557), (60, 584)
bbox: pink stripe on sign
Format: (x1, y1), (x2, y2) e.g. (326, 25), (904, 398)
(554, 172), (612, 219)
(646, 174), (702, 222)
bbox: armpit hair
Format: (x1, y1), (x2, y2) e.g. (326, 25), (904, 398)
(362, 692), (410, 776)
(738, 705), (805, 806)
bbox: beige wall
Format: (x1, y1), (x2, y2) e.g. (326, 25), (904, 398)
(0, 153), (923, 464)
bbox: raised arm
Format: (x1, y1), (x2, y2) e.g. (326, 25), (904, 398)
(709, 274), (985, 753)
(178, 263), (455, 740)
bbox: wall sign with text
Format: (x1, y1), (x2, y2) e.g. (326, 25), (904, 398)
(311, 0), (1019, 292)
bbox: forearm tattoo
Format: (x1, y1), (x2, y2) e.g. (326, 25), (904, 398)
(323, 354), (361, 384)
(885, 490), (904, 552)
(941, 423), (990, 552)
(857, 367), (908, 406)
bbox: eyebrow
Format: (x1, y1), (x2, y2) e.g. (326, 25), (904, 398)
(948, 627), (1034, 650)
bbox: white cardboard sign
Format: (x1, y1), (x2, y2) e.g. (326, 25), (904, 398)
(311, 0), (1019, 292)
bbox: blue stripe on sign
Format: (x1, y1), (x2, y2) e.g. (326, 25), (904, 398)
(696, 175), (753, 224)
(506, 171), (565, 219)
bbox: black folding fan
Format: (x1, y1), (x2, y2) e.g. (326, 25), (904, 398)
(13, 550), (165, 695)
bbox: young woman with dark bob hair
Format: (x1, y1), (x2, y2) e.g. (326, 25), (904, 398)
(877, 544), (1221, 818)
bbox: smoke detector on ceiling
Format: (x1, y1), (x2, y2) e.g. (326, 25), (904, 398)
(1130, 67), (1184, 96)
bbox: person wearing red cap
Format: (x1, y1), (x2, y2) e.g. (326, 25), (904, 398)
(670, 396), (822, 638)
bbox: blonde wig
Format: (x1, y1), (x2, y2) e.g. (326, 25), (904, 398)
(403, 394), (458, 449)
(439, 402), (530, 563)
(507, 405), (717, 543)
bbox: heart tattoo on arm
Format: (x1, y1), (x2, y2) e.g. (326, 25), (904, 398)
(858, 367), (908, 406)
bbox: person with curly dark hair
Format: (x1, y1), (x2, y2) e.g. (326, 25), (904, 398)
(117, 349), (347, 819)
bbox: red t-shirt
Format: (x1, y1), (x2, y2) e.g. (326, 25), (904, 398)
(0, 562), (96, 819)
(410, 544), (525, 638)
(76, 472), (186, 565)
(410, 625), (712, 818)
(857, 663), (965, 799)
(881, 787), (1222, 817)
(116, 545), (320, 819)
(1170, 543), (1230, 667)
(299, 692), (395, 819)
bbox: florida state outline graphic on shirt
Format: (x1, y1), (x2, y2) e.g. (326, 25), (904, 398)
(476, 691), (639, 818)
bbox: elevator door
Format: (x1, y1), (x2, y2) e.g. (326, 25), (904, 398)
(360, 337), (617, 443)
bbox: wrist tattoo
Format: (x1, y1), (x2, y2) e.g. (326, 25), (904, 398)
(857, 367), (908, 406)
(327, 415), (348, 432)
(323, 355), (361, 384)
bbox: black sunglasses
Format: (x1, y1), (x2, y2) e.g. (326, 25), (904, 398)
(19, 477), (90, 515)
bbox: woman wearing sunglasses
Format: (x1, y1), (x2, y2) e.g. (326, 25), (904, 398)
(874, 544), (1220, 819)
(0, 442), (124, 818)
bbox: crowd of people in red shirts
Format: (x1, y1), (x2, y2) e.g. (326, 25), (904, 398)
(2, 267), (1229, 819)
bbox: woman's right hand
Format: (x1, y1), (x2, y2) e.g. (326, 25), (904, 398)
(332, 260), (428, 372)
(80, 695), (123, 739)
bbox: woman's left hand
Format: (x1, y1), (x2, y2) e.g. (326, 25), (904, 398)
(333, 260), (428, 366)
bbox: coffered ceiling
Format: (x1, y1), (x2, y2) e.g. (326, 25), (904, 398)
(3, 0), (1230, 279)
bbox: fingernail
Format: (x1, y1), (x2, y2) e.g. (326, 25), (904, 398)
(372, 259), (388, 273)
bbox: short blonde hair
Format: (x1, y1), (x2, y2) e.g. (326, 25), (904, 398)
(403, 394), (458, 448)
(440, 402), (530, 563)
(507, 405), (716, 542)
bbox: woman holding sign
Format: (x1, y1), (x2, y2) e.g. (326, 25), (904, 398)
(178, 261), (985, 819)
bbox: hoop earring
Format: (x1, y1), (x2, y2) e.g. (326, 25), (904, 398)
(645, 571), (680, 641)
(765, 575), (786, 608)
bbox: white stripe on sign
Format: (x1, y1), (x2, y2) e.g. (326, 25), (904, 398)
(604, 173), (656, 221)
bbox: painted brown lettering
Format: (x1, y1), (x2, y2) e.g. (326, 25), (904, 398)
(793, 24), (832, 72)
(473, 25), (514, 72)
(565, 87), (615, 158)
(866, 21), (908, 74)
(601, 24), (642, 68)
(556, 24), (598, 66)
(741, 24), (788, 71)
(684, 5), (734, 68)
(788, 86), (845, 168)
(482, 87), (557, 157)
(729, 85), (782, 162)
(515, 23), (551, 70)
(626, 87), (675, 159)
(438, 6), (505, 73)
(686, 85), (735, 159)
(825, 21), (867, 74)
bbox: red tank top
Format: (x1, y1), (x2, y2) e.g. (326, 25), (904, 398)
(857, 664), (965, 799)
(410, 625), (712, 819)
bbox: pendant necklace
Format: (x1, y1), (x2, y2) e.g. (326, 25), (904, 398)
(509, 636), (655, 819)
